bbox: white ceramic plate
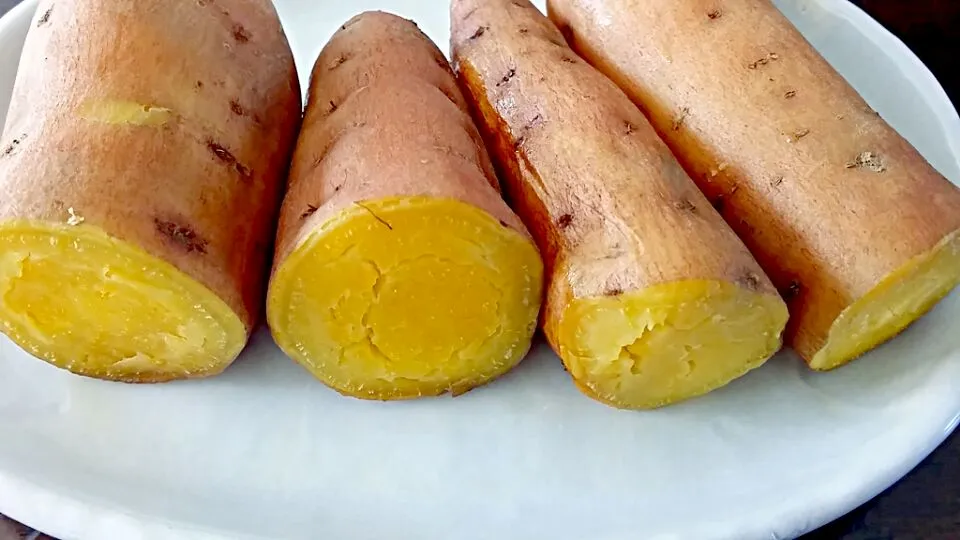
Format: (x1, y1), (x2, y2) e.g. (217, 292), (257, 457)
(1, 1), (959, 539)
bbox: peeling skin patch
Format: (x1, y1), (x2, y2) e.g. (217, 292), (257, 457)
(80, 101), (173, 126)
(301, 205), (319, 220)
(207, 141), (253, 181)
(66, 207), (85, 226)
(558, 214), (573, 229)
(790, 128), (811, 142)
(37, 6), (53, 26)
(329, 53), (351, 70)
(672, 107), (690, 131)
(748, 52), (779, 69)
(846, 151), (886, 173)
(355, 203), (393, 230)
(154, 219), (208, 254)
(233, 24), (251, 43)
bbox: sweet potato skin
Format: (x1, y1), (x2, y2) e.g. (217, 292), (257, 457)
(450, 0), (780, 345)
(548, 0), (960, 362)
(273, 11), (525, 265)
(0, 0), (302, 330)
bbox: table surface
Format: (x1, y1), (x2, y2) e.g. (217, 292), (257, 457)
(0, 0), (958, 539)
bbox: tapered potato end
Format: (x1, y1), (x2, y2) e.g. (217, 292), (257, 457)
(267, 196), (544, 400)
(0, 221), (247, 382)
(557, 281), (789, 409)
(811, 230), (960, 371)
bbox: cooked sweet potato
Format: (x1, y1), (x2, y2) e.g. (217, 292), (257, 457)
(0, 0), (301, 382)
(451, 0), (788, 409)
(266, 12), (544, 400)
(549, 0), (960, 370)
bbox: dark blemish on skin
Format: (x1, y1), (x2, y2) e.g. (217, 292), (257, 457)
(195, 80), (204, 89)
(301, 204), (319, 220)
(785, 90), (797, 99)
(462, 7), (478, 20)
(497, 68), (517, 87)
(782, 280), (802, 301)
(707, 9), (722, 20)
(560, 55), (578, 64)
(2, 134), (26, 156)
(355, 203), (394, 230)
(672, 107), (690, 131)
(624, 121), (637, 135)
(329, 53), (351, 70)
(233, 24), (251, 43)
(738, 272), (762, 291)
(519, 27), (529, 34)
(37, 6), (52, 26)
(674, 199), (697, 213)
(558, 214), (573, 229)
(328, 100), (338, 114)
(772, 175), (785, 188)
(207, 141), (252, 181)
(334, 184), (343, 192)
(229, 100), (244, 116)
(154, 219), (208, 254)
(605, 288), (624, 297)
(469, 26), (489, 40)
(514, 135), (527, 150)
(538, 75), (547, 82)
(748, 53), (779, 69)
(499, 220), (509, 228)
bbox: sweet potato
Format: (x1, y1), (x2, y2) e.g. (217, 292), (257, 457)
(450, 0), (788, 409)
(266, 12), (544, 400)
(549, 0), (960, 370)
(0, 0), (301, 382)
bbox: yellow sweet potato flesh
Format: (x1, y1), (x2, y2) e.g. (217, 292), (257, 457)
(812, 230), (960, 370)
(268, 196), (543, 400)
(559, 281), (788, 409)
(0, 222), (246, 382)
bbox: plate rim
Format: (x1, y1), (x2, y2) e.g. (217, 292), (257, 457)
(0, 0), (959, 539)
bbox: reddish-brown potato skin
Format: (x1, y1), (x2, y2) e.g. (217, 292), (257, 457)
(548, 0), (960, 361)
(450, 0), (779, 348)
(0, 0), (302, 330)
(273, 11), (531, 267)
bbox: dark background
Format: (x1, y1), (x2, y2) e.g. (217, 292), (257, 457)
(0, 0), (958, 539)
